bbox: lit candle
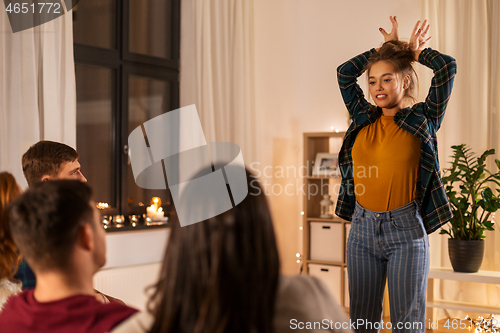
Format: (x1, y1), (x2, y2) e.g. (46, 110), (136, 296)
(154, 207), (164, 220)
(151, 197), (161, 211)
(146, 204), (156, 219)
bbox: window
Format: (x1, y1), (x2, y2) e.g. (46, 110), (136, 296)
(74, 0), (180, 217)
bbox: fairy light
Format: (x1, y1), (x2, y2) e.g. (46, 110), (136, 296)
(96, 202), (109, 209)
(465, 315), (499, 332)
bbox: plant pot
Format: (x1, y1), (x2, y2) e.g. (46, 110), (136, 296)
(448, 239), (484, 273)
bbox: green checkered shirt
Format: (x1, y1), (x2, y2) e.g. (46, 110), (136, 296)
(335, 48), (457, 234)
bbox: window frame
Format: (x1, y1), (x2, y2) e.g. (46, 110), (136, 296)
(74, 0), (180, 216)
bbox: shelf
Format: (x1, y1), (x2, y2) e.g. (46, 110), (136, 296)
(303, 131), (348, 308)
(104, 222), (169, 233)
(427, 300), (500, 315)
(306, 260), (345, 266)
(307, 217), (346, 222)
(429, 267), (500, 284)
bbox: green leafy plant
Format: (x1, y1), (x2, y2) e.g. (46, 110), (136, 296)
(440, 144), (500, 240)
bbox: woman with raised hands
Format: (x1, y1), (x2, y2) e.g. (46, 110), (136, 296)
(336, 17), (457, 332)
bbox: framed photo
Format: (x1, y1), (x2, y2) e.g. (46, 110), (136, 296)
(312, 153), (339, 177)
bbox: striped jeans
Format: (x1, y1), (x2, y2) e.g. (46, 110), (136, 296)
(346, 200), (429, 333)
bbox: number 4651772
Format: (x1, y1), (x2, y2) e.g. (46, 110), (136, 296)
(5, 2), (62, 14)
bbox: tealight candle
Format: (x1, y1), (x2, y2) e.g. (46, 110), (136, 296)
(154, 207), (165, 220)
(146, 204), (156, 219)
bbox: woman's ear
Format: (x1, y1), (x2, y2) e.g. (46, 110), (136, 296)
(403, 75), (411, 90)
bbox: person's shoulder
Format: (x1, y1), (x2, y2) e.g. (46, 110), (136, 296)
(0, 288), (30, 311)
(0, 279), (23, 309)
(88, 296), (138, 318)
(0, 289), (31, 329)
(277, 275), (335, 302)
(110, 312), (154, 333)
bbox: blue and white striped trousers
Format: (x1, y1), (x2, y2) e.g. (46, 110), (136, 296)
(346, 200), (429, 333)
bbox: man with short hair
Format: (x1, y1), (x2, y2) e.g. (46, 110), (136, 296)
(16, 141), (87, 289)
(0, 180), (137, 332)
(22, 140), (87, 186)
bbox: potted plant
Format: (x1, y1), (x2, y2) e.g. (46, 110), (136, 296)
(440, 144), (500, 272)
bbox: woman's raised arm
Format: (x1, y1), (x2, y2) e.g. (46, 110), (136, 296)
(411, 20), (457, 128)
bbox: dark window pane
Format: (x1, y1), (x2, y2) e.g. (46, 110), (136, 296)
(76, 64), (114, 206)
(73, 0), (115, 49)
(128, 75), (171, 209)
(129, 0), (172, 59)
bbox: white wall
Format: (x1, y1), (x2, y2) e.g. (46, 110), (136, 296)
(253, 0), (424, 274)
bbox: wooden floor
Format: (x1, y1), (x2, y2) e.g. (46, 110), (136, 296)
(379, 318), (471, 333)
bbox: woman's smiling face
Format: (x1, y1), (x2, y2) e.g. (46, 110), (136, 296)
(368, 60), (409, 114)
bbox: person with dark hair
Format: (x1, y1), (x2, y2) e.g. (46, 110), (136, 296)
(0, 180), (137, 332)
(0, 172), (22, 311)
(16, 140), (86, 290)
(111, 168), (352, 333)
(22, 140), (87, 186)
(336, 17), (457, 332)
(16, 140), (123, 304)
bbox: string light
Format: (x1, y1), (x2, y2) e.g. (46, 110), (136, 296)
(300, 211), (304, 216)
(296, 253), (302, 264)
(465, 315), (499, 332)
(96, 202), (109, 209)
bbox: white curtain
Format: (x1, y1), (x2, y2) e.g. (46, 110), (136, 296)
(0, 7), (76, 188)
(180, 0), (257, 165)
(422, 0), (500, 319)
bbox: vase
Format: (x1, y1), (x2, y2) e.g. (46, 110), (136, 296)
(448, 239), (484, 273)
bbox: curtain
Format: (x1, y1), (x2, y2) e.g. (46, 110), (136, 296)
(0, 6), (76, 188)
(180, 0), (257, 165)
(422, 0), (500, 319)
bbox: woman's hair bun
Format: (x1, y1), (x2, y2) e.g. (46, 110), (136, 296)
(377, 40), (415, 63)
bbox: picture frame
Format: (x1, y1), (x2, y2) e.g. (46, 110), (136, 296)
(312, 153), (339, 177)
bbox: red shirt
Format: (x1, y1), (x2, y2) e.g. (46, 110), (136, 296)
(0, 290), (138, 333)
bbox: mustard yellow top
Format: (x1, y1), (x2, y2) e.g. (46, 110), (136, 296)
(352, 116), (421, 212)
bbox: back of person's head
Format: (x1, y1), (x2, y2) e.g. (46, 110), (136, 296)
(366, 40), (419, 106)
(9, 180), (94, 273)
(149, 168), (280, 333)
(22, 141), (79, 186)
(0, 172), (22, 280)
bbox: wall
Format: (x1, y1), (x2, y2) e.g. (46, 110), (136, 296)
(94, 228), (169, 311)
(253, 0), (424, 275)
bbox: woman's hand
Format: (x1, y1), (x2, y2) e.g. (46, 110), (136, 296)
(379, 16), (399, 42)
(410, 20), (432, 61)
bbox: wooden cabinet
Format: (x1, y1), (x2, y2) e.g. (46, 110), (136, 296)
(302, 132), (349, 308)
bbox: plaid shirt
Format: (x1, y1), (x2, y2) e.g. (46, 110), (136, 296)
(14, 258), (36, 290)
(335, 48), (457, 234)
